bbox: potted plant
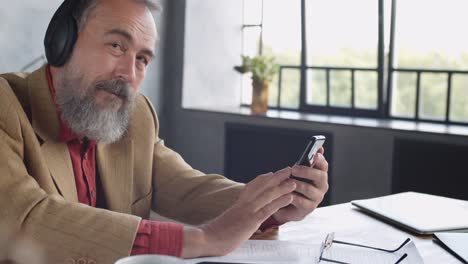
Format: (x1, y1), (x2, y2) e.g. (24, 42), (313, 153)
(234, 55), (279, 114)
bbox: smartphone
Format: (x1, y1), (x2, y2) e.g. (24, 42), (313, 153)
(291, 135), (326, 184)
(295, 135), (326, 167)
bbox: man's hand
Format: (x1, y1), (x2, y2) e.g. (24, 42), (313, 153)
(181, 167), (296, 258)
(273, 147), (329, 223)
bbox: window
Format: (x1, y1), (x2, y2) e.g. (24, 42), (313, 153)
(388, 0), (468, 124)
(240, 0), (468, 125)
(304, 0), (381, 116)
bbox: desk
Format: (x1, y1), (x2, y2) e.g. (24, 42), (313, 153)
(253, 203), (462, 264)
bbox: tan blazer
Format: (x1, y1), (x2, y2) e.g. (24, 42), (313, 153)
(0, 66), (243, 264)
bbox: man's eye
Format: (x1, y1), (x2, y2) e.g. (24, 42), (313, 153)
(110, 43), (121, 49)
(137, 56), (149, 66)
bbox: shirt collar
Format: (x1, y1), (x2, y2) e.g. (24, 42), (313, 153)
(45, 65), (96, 147)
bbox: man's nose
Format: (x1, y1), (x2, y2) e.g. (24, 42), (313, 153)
(114, 54), (136, 83)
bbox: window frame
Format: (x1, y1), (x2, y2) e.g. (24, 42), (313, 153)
(386, 0), (468, 126)
(240, 0), (468, 126)
(300, 0), (385, 119)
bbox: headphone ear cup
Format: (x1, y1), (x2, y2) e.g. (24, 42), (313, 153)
(44, 0), (78, 67)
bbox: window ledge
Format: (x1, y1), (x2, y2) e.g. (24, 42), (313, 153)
(183, 105), (468, 137)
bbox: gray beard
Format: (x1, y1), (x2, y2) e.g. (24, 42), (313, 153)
(54, 68), (137, 144)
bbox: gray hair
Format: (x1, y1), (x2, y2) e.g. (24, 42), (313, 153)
(72, 0), (162, 32)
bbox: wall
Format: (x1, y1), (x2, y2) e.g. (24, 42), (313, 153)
(182, 0), (243, 109)
(162, 0), (468, 205)
(0, 0), (167, 114)
(0, 1), (61, 73)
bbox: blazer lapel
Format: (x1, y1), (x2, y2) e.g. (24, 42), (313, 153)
(27, 65), (78, 202)
(97, 139), (134, 214)
(41, 141), (79, 202)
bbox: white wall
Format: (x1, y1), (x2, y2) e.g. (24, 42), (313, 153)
(0, 1), (61, 73)
(183, 0), (243, 109)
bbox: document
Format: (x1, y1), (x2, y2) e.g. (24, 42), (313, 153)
(182, 238), (423, 264)
(183, 240), (320, 264)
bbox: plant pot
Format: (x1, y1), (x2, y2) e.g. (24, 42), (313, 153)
(251, 79), (269, 114)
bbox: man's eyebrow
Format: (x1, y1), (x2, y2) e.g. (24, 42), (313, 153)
(105, 28), (133, 42)
(105, 28), (155, 59)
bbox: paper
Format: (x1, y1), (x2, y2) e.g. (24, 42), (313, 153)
(321, 240), (424, 264)
(183, 240), (321, 264)
(182, 238), (424, 264)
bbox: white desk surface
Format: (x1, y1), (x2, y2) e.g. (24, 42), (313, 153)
(252, 202), (462, 264)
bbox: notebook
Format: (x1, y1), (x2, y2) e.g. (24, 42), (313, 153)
(351, 192), (468, 235)
(433, 232), (468, 264)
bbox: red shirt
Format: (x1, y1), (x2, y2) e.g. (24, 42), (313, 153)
(45, 66), (183, 256)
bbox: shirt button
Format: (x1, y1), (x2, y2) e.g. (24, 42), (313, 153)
(90, 190), (96, 198)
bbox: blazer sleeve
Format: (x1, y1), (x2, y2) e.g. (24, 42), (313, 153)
(142, 98), (244, 225)
(0, 78), (141, 264)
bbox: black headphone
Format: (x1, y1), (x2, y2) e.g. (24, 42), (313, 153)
(44, 0), (79, 67)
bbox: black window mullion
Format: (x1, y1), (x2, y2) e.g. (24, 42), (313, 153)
(242, 24), (262, 28)
(351, 69), (355, 109)
(377, 0), (385, 117)
(326, 69), (331, 107)
(386, 0), (397, 118)
(299, 0), (307, 111)
(277, 67), (283, 107)
(446, 72), (452, 122)
(415, 71), (421, 120)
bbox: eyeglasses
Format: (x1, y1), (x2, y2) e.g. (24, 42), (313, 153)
(318, 233), (411, 264)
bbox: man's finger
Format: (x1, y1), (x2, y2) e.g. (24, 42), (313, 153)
(257, 167), (292, 191)
(290, 193), (318, 214)
(293, 180), (319, 201)
(242, 172), (273, 200)
(247, 172), (273, 186)
(252, 179), (296, 212)
(291, 165), (328, 189)
(271, 167), (293, 184)
(313, 153), (328, 171)
(256, 194), (294, 221)
(243, 167), (293, 202)
(318, 147), (325, 155)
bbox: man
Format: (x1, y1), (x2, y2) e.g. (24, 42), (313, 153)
(0, 0), (329, 263)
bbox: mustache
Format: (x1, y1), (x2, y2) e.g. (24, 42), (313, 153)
(93, 79), (133, 100)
